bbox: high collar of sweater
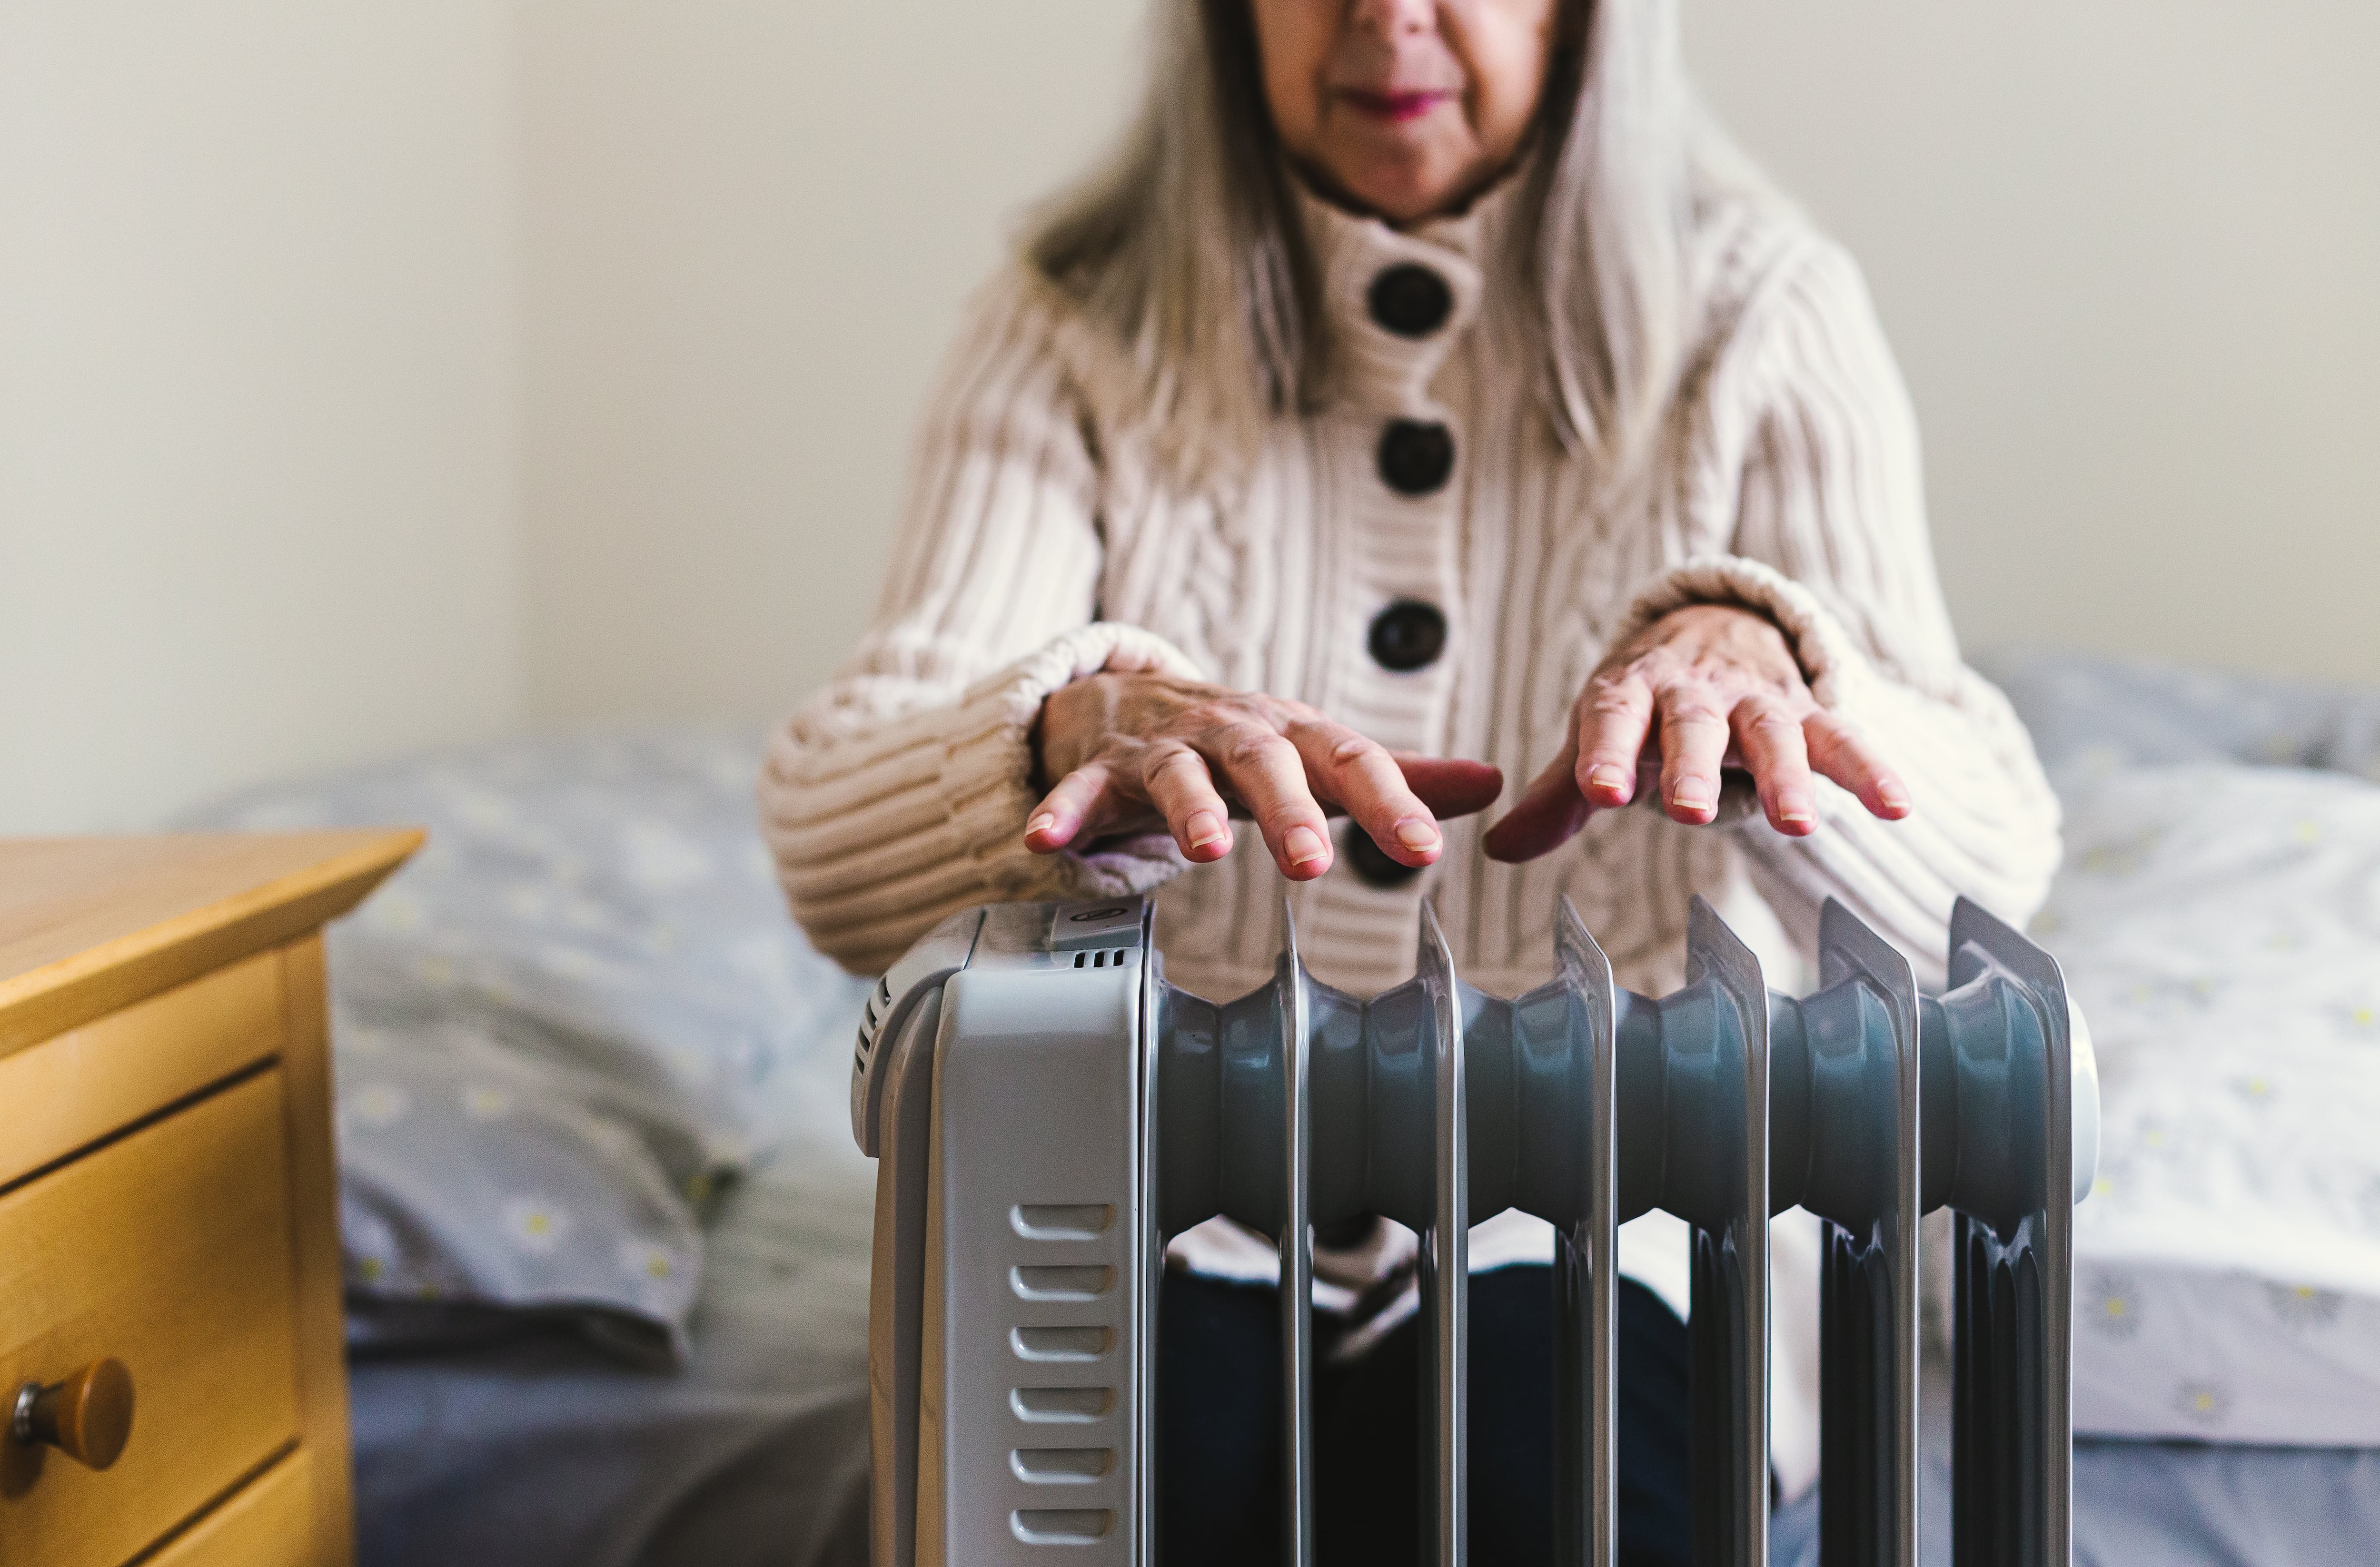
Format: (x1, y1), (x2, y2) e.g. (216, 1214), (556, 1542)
(1290, 166), (1528, 408)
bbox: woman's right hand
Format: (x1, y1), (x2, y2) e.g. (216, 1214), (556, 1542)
(1025, 671), (1504, 881)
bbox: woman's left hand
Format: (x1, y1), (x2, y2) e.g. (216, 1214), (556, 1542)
(1481, 603), (1912, 863)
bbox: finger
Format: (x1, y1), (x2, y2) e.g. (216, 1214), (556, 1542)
(1204, 723), (1335, 879)
(1394, 756), (1505, 820)
(1731, 695), (1819, 836)
(1804, 710), (1913, 820)
(1481, 738), (1589, 864)
(1574, 673), (1656, 808)
(1655, 688), (1733, 825)
(1138, 742), (1237, 863)
(1025, 759), (1120, 854)
(1291, 724), (1442, 867)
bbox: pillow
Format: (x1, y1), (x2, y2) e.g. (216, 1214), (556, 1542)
(333, 1015), (703, 1363)
(191, 730), (872, 1363)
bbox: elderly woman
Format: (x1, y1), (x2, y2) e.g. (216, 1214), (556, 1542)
(766, 0), (2059, 1558)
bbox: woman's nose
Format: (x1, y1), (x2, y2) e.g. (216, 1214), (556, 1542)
(1347, 0), (1438, 42)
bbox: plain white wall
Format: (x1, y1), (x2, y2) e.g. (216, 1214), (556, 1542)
(1686, 0), (2380, 682)
(0, 1), (524, 833)
(514, 0), (1141, 726)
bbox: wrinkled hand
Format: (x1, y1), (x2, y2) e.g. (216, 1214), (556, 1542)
(1482, 603), (1910, 863)
(1027, 672), (1504, 880)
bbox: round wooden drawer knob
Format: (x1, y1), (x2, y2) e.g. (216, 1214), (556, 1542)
(11, 1359), (135, 1471)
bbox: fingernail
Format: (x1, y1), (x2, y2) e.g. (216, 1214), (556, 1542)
(1027, 812), (1057, 836)
(1284, 825), (1327, 867)
(1777, 791), (1815, 826)
(1186, 810), (1227, 850)
(1877, 779), (1911, 812)
(1671, 780), (1714, 814)
(1586, 763), (1628, 796)
(1394, 817), (1439, 850)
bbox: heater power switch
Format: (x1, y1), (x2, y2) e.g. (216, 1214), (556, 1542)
(1048, 899), (1147, 954)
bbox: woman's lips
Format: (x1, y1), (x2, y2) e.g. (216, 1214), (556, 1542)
(1339, 88), (1453, 124)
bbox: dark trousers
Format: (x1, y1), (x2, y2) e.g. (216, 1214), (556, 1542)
(1158, 1264), (1691, 1566)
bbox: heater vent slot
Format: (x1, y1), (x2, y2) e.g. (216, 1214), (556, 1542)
(853, 976), (894, 1074)
(1011, 1265), (1113, 1301)
(1012, 1204), (1113, 1241)
(1012, 1386), (1114, 1422)
(1011, 1447), (1115, 1483)
(1068, 947), (1134, 970)
(1012, 1326), (1112, 1362)
(1011, 1508), (1113, 1545)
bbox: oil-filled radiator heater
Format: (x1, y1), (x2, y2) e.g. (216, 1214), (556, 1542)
(850, 890), (2098, 1567)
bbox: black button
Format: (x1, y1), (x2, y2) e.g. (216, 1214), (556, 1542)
(1368, 599), (1447, 672)
(1377, 419), (1454, 496)
(1343, 825), (1423, 888)
(1367, 263), (1452, 337)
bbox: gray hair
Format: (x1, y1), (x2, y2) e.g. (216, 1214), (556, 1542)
(1029, 0), (1773, 489)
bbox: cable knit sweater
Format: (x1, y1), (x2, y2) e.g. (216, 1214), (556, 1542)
(760, 180), (2060, 1004)
(761, 176), (2063, 1500)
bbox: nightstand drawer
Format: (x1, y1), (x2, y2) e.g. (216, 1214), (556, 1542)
(0, 1070), (302, 1567)
(149, 1449), (316, 1567)
(0, 948), (284, 1191)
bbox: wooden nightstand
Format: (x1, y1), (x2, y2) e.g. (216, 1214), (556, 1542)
(0, 831), (420, 1567)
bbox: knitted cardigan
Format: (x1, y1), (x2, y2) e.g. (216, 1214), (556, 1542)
(759, 177), (2064, 1500)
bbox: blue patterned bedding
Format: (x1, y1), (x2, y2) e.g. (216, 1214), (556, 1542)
(189, 731), (873, 1363)
(1973, 653), (2380, 1446)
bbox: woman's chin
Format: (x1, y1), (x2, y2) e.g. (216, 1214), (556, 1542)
(1310, 134), (1478, 225)
(1338, 171), (1466, 227)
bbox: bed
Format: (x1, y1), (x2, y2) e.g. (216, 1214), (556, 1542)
(188, 653), (2380, 1567)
